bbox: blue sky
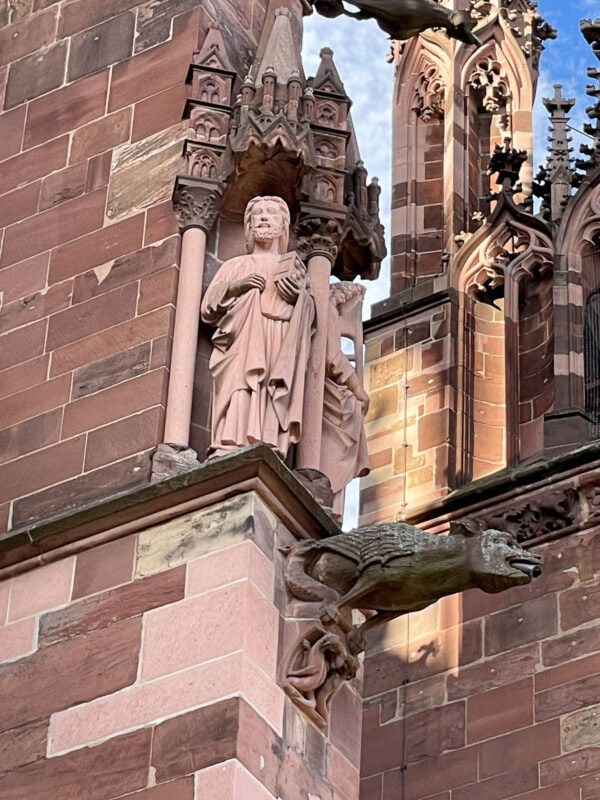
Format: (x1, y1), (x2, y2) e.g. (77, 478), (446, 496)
(302, 1), (598, 311)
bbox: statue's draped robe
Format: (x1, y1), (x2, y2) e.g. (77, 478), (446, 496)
(201, 254), (315, 455)
(320, 303), (369, 494)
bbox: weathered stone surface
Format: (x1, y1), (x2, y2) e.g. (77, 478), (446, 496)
(24, 70), (109, 148)
(0, 181), (40, 228)
(0, 320), (46, 372)
(478, 720), (561, 779)
(0, 281), (73, 334)
(0, 720), (48, 773)
(4, 41), (67, 110)
(71, 343), (151, 400)
(70, 107), (132, 164)
(151, 697), (239, 783)
(39, 162), (87, 211)
(0, 617), (141, 731)
(536, 672), (600, 722)
(0, 409), (61, 466)
(49, 306), (173, 376)
(467, 678), (533, 743)
(39, 565), (185, 645)
(67, 12), (135, 82)
(106, 122), (188, 220)
(136, 492), (278, 577)
(11, 451), (151, 527)
(0, 374), (70, 431)
(2, 133), (68, 194)
(484, 594), (557, 656)
(562, 704), (600, 752)
(0, 728), (151, 799)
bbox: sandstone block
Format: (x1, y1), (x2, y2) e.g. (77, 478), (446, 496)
(67, 12), (135, 82)
(452, 765), (538, 800)
(0, 616), (37, 662)
(46, 282), (138, 351)
(1, 134), (68, 195)
(49, 651), (283, 753)
(11, 451), (150, 528)
(141, 580), (278, 681)
(72, 342), (151, 400)
(467, 678), (533, 743)
(73, 535), (136, 599)
(0, 411), (61, 468)
(195, 760), (274, 800)
(0, 374), (71, 429)
(1, 188), (106, 267)
(24, 69), (109, 148)
(478, 719), (561, 779)
(0, 104), (26, 160)
(0, 617), (141, 732)
(49, 212), (145, 284)
(447, 644), (540, 701)
(50, 306), (173, 375)
(138, 267), (179, 314)
(536, 672), (600, 722)
(4, 41), (67, 110)
(39, 161), (87, 211)
(400, 746), (477, 798)
(106, 122), (188, 221)
(0, 352), (47, 401)
(541, 747), (600, 786)
(536, 652), (600, 692)
(559, 578), (600, 630)
(62, 368), (166, 438)
(136, 492), (278, 578)
(0, 181), (40, 228)
(132, 82), (188, 142)
(39, 564), (185, 646)
(58, 0), (142, 38)
(0, 251), (48, 306)
(85, 406), (163, 470)
(0, 7), (57, 67)
(70, 107), (132, 164)
(0, 280), (73, 334)
(484, 594), (557, 657)
(562, 703), (600, 752)
(186, 540), (274, 601)
(0, 434), (85, 505)
(0, 719), (48, 773)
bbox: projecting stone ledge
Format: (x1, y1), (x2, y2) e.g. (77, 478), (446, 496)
(0, 443), (340, 579)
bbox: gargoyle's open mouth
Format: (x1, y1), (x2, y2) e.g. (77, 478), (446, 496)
(510, 559), (542, 579)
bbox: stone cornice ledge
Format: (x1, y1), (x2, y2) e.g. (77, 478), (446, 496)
(0, 443), (340, 579)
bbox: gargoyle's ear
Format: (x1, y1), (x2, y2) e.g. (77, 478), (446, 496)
(449, 517), (486, 537)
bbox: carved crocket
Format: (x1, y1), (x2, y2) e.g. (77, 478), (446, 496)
(309, 0), (482, 46)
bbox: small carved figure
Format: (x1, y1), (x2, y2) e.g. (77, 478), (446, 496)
(282, 518), (541, 725)
(321, 282), (370, 515)
(201, 197), (315, 457)
(309, 0), (482, 46)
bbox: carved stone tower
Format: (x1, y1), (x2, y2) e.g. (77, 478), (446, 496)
(361, 0), (556, 522)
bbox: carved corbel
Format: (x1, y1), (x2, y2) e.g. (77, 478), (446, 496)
(172, 178), (223, 234)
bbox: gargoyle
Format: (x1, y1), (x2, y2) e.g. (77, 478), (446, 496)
(281, 519), (541, 726)
(309, 0), (482, 46)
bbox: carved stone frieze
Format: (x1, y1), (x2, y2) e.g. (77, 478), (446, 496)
(282, 520), (542, 727)
(172, 180), (223, 232)
(483, 487), (582, 542)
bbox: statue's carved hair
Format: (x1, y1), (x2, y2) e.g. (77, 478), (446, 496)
(244, 195), (290, 254)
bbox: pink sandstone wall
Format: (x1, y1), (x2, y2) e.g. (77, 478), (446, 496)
(360, 525), (600, 800)
(0, 1), (270, 533)
(0, 484), (361, 799)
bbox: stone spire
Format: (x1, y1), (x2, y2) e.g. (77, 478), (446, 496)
(255, 7), (303, 86)
(534, 85), (575, 224)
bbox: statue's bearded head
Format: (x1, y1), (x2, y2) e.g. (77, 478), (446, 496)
(244, 196), (290, 254)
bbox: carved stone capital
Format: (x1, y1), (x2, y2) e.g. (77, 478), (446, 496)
(172, 178), (223, 233)
(295, 214), (343, 263)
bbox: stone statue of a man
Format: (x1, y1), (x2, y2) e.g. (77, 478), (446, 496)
(201, 196), (315, 458)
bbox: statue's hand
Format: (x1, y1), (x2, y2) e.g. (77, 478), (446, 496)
(226, 273), (266, 298)
(277, 274), (304, 304)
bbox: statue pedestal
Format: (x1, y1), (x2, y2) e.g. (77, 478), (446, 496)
(0, 444), (361, 800)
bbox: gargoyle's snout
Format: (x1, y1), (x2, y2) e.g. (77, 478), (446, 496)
(511, 560), (542, 579)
